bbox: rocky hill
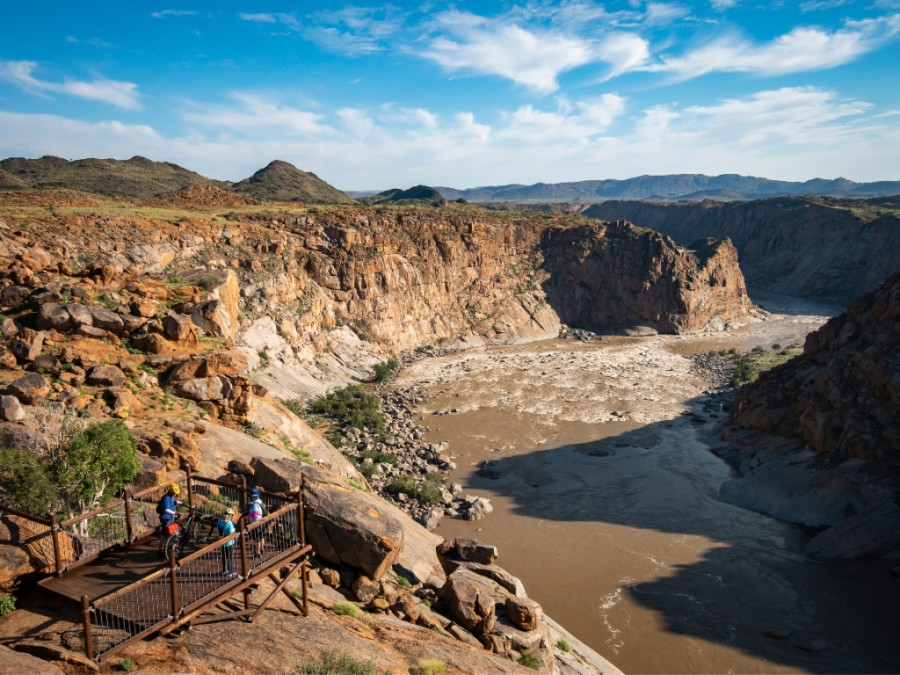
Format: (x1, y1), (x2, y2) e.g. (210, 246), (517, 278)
(359, 185), (447, 206)
(721, 273), (900, 558)
(231, 160), (356, 204)
(0, 155), (229, 197)
(578, 196), (900, 301)
(436, 174), (900, 203)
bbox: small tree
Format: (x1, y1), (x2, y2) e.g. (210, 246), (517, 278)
(53, 420), (139, 519)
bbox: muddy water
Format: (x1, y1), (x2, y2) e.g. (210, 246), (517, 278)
(395, 298), (900, 674)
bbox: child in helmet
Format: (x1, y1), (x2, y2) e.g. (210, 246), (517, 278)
(156, 483), (183, 558)
(245, 489), (266, 557)
(217, 507), (236, 577)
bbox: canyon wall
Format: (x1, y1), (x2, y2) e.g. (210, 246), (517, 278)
(578, 196), (900, 302)
(731, 272), (900, 461)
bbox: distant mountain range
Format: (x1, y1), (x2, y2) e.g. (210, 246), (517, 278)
(0, 156), (356, 204)
(435, 174), (900, 203)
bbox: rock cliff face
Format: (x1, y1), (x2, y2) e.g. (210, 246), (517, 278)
(579, 196), (900, 302)
(724, 273), (900, 558)
(731, 272), (900, 460)
(540, 223), (753, 333)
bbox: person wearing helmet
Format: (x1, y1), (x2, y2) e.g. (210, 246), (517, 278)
(156, 483), (183, 558)
(217, 507), (236, 577)
(245, 489), (266, 557)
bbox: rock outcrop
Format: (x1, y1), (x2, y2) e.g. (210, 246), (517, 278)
(725, 272), (900, 558)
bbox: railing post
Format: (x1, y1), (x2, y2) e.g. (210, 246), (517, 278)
(186, 465), (194, 509)
(123, 489), (134, 544)
(297, 482), (304, 547)
(239, 511), (250, 610)
(168, 550), (180, 620)
(240, 475), (247, 513)
(301, 559), (309, 617)
(50, 513), (63, 576)
(81, 595), (94, 661)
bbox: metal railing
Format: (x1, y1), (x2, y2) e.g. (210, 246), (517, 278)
(82, 479), (307, 661)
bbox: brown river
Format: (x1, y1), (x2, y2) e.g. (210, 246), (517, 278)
(395, 295), (900, 674)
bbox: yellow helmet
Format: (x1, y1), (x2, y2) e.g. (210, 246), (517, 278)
(169, 483), (180, 495)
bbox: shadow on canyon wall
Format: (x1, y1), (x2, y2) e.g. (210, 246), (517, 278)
(456, 400), (900, 674)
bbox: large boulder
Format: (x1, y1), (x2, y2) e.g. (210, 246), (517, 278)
(7, 328), (45, 362)
(436, 537), (498, 575)
(5, 373), (49, 405)
(0, 395), (25, 422)
(0, 644), (65, 675)
(439, 566), (499, 635)
(505, 596), (543, 631)
(250, 456), (303, 492)
(87, 306), (125, 335)
(87, 364), (127, 387)
(302, 465), (404, 579)
(163, 312), (199, 347)
(36, 303), (73, 331)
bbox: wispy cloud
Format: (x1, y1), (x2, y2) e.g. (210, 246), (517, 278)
(709, 0), (739, 9)
(645, 14), (900, 79)
(239, 12), (301, 32)
(0, 60), (140, 109)
(305, 6), (405, 55)
(183, 93), (332, 136)
(151, 9), (197, 19)
(65, 36), (111, 48)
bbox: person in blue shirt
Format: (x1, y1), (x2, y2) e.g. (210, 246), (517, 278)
(156, 483), (182, 558)
(217, 507), (236, 577)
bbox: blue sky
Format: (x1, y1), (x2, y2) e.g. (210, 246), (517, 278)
(1, 1), (898, 190)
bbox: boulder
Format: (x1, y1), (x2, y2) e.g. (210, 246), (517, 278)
(439, 566), (497, 635)
(250, 456), (303, 492)
(86, 306), (125, 335)
(7, 328), (45, 362)
(0, 644), (65, 675)
(0, 395), (25, 421)
(351, 575), (381, 603)
(106, 387), (142, 418)
(0, 346), (17, 369)
(31, 354), (61, 375)
(227, 458), (254, 476)
(5, 373), (50, 404)
(436, 537), (498, 575)
(131, 333), (177, 355)
(36, 303), (72, 331)
(0, 285), (30, 309)
(320, 567), (341, 588)
(163, 312), (199, 347)
(58, 338), (119, 368)
(464, 496), (494, 521)
(130, 297), (160, 318)
(505, 596), (543, 631)
(172, 376), (231, 401)
(303, 465), (404, 579)
(87, 364), (127, 387)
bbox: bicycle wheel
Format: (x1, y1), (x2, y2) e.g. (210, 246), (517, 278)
(164, 530), (182, 559)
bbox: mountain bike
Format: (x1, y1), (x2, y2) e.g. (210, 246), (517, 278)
(163, 505), (219, 558)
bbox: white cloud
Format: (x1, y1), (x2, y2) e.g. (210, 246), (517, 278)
(184, 93), (332, 136)
(0, 60), (140, 109)
(644, 2), (690, 26)
(239, 12), (301, 31)
(0, 86), (896, 188)
(646, 14), (900, 78)
(151, 9), (197, 19)
(596, 33), (651, 79)
(305, 6), (405, 55)
(420, 13), (596, 93)
(709, 0), (739, 9)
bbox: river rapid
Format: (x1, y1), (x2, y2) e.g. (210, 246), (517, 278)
(394, 295), (900, 674)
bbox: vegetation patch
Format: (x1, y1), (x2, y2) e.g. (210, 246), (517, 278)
(411, 660), (447, 674)
(333, 602), (361, 618)
(372, 358), (400, 382)
(708, 343), (803, 387)
(517, 649), (541, 670)
(0, 595), (15, 616)
(307, 385), (385, 447)
(296, 649), (379, 675)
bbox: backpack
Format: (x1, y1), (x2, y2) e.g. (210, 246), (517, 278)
(156, 498), (164, 515)
(247, 499), (266, 522)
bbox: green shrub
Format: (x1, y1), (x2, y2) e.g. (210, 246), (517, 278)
(411, 660), (446, 674)
(372, 358), (399, 382)
(296, 649), (378, 675)
(0, 595), (16, 616)
(118, 657), (135, 672)
(196, 274), (221, 291)
(0, 449), (58, 517)
(308, 386), (385, 446)
(557, 638), (571, 653)
(283, 399), (304, 417)
(417, 483), (442, 505)
(518, 649), (541, 670)
(333, 602), (360, 618)
(386, 475), (417, 498)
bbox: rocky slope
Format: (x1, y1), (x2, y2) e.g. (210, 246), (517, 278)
(721, 273), (900, 558)
(0, 193), (755, 672)
(578, 196), (900, 301)
(231, 160), (357, 204)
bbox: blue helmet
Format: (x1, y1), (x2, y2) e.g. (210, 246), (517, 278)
(249, 489), (261, 499)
